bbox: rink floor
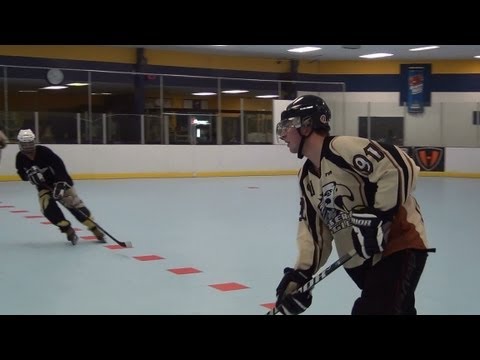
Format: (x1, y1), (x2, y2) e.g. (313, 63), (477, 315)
(0, 176), (477, 315)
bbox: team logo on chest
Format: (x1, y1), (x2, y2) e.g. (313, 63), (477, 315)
(318, 182), (355, 233)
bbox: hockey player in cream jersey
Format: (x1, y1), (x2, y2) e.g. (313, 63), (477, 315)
(274, 95), (433, 315)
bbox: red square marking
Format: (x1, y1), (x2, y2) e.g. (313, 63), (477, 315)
(41, 221), (52, 225)
(168, 267), (202, 275)
(10, 210), (28, 213)
(0, 205), (15, 208)
(260, 303), (276, 310)
(80, 235), (97, 241)
(208, 282), (249, 292)
(24, 215), (44, 219)
(133, 255), (164, 261)
(105, 244), (124, 250)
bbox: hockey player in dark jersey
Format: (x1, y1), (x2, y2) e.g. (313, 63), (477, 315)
(0, 129), (8, 164)
(15, 129), (106, 246)
(274, 95), (433, 315)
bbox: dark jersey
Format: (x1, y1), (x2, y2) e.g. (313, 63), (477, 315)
(15, 145), (74, 190)
(294, 136), (429, 273)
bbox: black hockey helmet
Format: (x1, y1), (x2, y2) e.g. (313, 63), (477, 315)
(277, 95), (331, 136)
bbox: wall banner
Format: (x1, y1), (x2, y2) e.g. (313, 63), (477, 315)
(399, 64), (431, 110)
(407, 67), (425, 114)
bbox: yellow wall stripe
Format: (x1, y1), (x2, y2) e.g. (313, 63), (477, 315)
(432, 61), (480, 74)
(0, 45), (136, 64)
(2, 46), (480, 75)
(1, 171), (479, 182)
(144, 49), (290, 73)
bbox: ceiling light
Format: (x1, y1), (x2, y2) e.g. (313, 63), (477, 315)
(192, 92), (216, 96)
(18, 90), (38, 93)
(66, 82), (89, 86)
(288, 46), (321, 53)
(409, 46), (439, 52)
(91, 92), (112, 95)
(359, 53), (394, 59)
(474, 55), (480, 59)
(211, 45), (228, 47)
(40, 86), (68, 90)
(222, 90), (249, 94)
(256, 95), (279, 99)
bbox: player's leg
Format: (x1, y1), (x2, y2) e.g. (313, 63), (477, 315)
(38, 189), (78, 245)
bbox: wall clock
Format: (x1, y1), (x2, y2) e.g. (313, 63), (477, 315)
(46, 68), (64, 85)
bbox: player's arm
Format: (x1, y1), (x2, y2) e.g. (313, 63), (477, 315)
(15, 154), (29, 181)
(330, 136), (419, 215)
(330, 136), (419, 258)
(40, 146), (71, 183)
(275, 182), (333, 315)
(0, 130), (8, 149)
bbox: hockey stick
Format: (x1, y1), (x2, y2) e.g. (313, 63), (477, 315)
(266, 249), (357, 315)
(70, 206), (133, 248)
(45, 184), (133, 248)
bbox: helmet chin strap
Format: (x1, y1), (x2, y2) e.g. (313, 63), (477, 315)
(296, 127), (313, 159)
(297, 136), (306, 159)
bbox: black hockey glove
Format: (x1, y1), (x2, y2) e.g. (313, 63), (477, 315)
(26, 166), (45, 186)
(52, 181), (68, 200)
(275, 267), (313, 315)
(351, 207), (385, 259)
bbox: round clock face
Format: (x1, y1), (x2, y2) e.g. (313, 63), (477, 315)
(46, 68), (64, 85)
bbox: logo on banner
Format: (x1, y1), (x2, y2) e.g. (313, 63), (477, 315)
(407, 67), (425, 114)
(414, 147), (443, 171)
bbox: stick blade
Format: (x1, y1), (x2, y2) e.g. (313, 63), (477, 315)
(121, 241), (133, 248)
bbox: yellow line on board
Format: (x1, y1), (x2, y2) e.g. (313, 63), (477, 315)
(1, 171), (480, 182)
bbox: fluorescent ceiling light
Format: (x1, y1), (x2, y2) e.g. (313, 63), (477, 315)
(192, 92), (216, 96)
(40, 86), (68, 90)
(211, 45), (228, 47)
(66, 82), (89, 86)
(18, 90), (38, 93)
(222, 90), (249, 94)
(91, 92), (112, 95)
(359, 53), (394, 59)
(256, 94), (279, 99)
(192, 118), (210, 125)
(288, 46), (321, 53)
(409, 46), (439, 52)
(474, 55), (480, 59)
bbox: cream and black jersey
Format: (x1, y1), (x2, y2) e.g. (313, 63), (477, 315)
(294, 135), (428, 273)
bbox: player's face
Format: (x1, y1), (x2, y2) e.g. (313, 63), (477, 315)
(279, 125), (302, 154)
(19, 141), (35, 155)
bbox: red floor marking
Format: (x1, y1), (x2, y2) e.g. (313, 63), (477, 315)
(80, 235), (97, 241)
(168, 267), (202, 275)
(133, 255), (165, 261)
(0, 205), (15, 208)
(10, 210), (28, 213)
(260, 303), (276, 310)
(208, 282), (249, 291)
(105, 244), (124, 250)
(24, 215), (44, 219)
(40, 221), (52, 225)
